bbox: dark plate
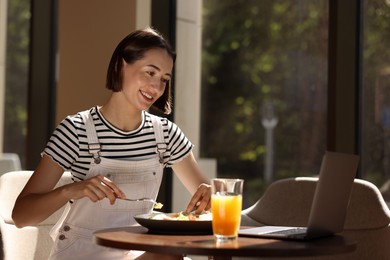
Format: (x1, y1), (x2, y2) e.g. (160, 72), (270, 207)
(134, 212), (213, 235)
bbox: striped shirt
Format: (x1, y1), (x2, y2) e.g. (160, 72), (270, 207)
(42, 107), (193, 181)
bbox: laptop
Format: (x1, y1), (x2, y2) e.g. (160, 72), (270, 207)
(238, 151), (360, 240)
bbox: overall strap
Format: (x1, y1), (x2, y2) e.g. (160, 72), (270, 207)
(150, 114), (167, 164)
(79, 110), (101, 164)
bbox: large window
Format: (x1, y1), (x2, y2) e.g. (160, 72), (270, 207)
(4, 0), (30, 167)
(201, 0), (329, 207)
(361, 0), (390, 188)
(5, 0), (390, 209)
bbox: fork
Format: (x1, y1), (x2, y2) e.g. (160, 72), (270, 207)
(118, 197), (157, 203)
(117, 197), (163, 209)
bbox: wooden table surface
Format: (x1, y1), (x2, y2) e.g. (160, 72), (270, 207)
(93, 226), (356, 259)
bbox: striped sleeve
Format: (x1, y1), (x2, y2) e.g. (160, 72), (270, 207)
(42, 115), (82, 170)
(163, 118), (193, 166)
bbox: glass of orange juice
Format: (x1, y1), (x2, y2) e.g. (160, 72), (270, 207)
(211, 178), (244, 241)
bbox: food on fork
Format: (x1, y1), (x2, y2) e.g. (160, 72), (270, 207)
(153, 202), (164, 210)
(117, 197), (164, 210)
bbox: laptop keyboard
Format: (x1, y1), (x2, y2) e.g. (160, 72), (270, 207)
(269, 227), (307, 236)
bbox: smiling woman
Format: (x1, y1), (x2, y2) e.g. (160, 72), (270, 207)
(12, 28), (211, 260)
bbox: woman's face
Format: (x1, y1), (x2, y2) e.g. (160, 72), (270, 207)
(121, 48), (173, 112)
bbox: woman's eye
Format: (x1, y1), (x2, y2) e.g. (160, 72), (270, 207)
(161, 78), (169, 84)
(146, 71), (155, 77)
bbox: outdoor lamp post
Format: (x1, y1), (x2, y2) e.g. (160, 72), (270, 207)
(261, 102), (278, 183)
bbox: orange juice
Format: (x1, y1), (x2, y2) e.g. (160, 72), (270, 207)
(211, 194), (242, 238)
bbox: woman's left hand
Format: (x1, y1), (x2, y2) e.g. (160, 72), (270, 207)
(185, 183), (211, 214)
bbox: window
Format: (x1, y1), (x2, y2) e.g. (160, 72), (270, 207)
(3, 0), (30, 168)
(201, 0), (329, 207)
(361, 0), (390, 187)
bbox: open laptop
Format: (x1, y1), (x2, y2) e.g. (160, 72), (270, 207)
(238, 151), (360, 240)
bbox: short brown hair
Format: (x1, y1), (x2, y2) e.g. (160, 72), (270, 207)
(106, 28), (176, 114)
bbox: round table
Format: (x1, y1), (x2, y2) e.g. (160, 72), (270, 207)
(93, 226), (356, 259)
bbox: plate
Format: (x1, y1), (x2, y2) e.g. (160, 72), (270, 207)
(134, 212), (213, 235)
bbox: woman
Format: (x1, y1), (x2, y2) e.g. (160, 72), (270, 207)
(12, 28), (211, 260)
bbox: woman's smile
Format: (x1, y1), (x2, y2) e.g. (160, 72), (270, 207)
(140, 90), (153, 102)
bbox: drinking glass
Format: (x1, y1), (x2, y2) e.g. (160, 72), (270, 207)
(211, 178), (244, 241)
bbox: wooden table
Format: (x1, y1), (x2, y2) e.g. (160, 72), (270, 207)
(93, 226), (356, 259)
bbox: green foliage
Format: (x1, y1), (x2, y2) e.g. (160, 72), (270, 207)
(4, 0), (30, 166)
(200, 0), (331, 208)
(201, 0), (328, 206)
(360, 1), (390, 184)
(4, 0), (390, 207)
(201, 0), (390, 206)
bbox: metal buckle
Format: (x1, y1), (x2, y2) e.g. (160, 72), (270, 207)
(88, 143), (101, 151)
(88, 143), (101, 164)
(156, 143), (166, 163)
(92, 153), (101, 164)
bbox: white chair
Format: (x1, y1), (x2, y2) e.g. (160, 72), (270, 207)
(0, 153), (21, 176)
(0, 171), (72, 260)
(240, 177), (390, 260)
(380, 179), (390, 208)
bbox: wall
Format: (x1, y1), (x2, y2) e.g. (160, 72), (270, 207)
(172, 0), (216, 212)
(56, 0), (137, 123)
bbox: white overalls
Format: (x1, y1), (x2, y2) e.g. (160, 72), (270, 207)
(48, 111), (166, 260)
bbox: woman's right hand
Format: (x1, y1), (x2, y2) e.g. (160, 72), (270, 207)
(64, 175), (126, 204)
(12, 155), (125, 227)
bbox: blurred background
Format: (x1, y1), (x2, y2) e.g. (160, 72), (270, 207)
(1, 0), (390, 211)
